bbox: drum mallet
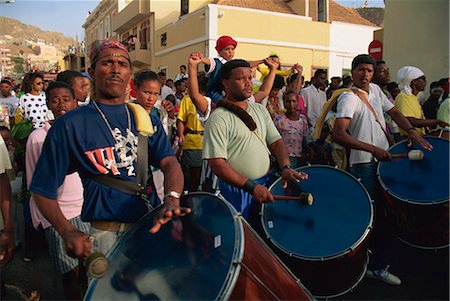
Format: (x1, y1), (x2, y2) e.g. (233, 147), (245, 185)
(85, 252), (109, 279)
(391, 150), (424, 160)
(273, 192), (314, 205)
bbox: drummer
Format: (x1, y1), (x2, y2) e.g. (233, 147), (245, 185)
(202, 59), (307, 223)
(395, 66), (449, 137)
(331, 54), (432, 286)
(28, 40), (191, 259)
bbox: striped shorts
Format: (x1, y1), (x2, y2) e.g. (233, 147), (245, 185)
(44, 216), (90, 275)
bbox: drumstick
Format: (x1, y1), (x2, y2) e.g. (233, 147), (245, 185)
(273, 192), (314, 205)
(391, 150), (424, 160)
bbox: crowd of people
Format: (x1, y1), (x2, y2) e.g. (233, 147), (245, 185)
(0, 35), (448, 299)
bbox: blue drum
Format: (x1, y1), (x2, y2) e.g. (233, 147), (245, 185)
(377, 136), (449, 249)
(84, 192), (313, 301)
(261, 165), (374, 298)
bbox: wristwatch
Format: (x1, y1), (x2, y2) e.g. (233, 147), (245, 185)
(165, 191), (181, 199)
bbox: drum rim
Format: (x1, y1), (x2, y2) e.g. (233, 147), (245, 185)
(187, 192), (246, 301)
(262, 164), (374, 261)
(377, 136), (449, 205)
(85, 191), (246, 301)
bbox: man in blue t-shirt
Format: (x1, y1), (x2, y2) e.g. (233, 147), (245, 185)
(29, 40), (190, 257)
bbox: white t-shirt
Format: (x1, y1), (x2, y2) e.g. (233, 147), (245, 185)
(300, 84), (327, 127)
(336, 83), (394, 166)
(0, 94), (19, 117)
(160, 85), (174, 100)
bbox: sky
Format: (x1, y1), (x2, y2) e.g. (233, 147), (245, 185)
(0, 0), (385, 40)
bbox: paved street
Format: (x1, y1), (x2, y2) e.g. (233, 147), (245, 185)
(2, 204), (448, 301)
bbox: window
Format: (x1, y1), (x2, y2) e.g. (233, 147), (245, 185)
(98, 22), (104, 40)
(104, 15), (111, 39)
(318, 0), (327, 22)
(181, 0), (189, 16)
(161, 33), (167, 47)
(139, 20), (150, 50)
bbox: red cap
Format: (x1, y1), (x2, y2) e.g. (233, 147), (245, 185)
(215, 35), (237, 52)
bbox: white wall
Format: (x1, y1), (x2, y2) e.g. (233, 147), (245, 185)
(329, 21), (378, 78)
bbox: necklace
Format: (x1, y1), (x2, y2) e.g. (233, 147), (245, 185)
(93, 101), (137, 176)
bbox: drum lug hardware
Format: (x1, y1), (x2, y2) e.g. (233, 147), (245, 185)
(289, 252), (293, 257)
(214, 190), (221, 196)
(320, 257), (324, 262)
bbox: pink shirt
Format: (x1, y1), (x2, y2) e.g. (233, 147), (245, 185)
(26, 122), (84, 229)
(274, 113), (309, 157)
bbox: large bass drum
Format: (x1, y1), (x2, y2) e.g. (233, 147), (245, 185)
(84, 192), (313, 301)
(377, 136), (449, 249)
(261, 165), (373, 298)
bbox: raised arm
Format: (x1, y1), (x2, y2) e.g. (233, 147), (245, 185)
(188, 52), (209, 114)
(253, 58), (280, 103)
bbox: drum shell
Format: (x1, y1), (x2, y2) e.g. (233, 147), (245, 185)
(383, 192), (449, 249)
(428, 128), (450, 140)
(84, 192), (313, 301)
(378, 137), (449, 249)
(261, 165), (373, 298)
(265, 234), (369, 298)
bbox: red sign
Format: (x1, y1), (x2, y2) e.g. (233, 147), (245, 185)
(368, 40), (383, 60)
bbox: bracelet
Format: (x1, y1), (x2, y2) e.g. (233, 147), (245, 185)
(407, 127), (416, 133)
(242, 179), (258, 194)
(164, 191), (181, 199)
(281, 164), (292, 171)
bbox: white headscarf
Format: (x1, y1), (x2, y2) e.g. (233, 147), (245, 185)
(397, 66), (424, 95)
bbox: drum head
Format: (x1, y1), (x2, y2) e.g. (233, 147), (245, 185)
(85, 192), (243, 301)
(378, 137), (449, 204)
(262, 165), (373, 259)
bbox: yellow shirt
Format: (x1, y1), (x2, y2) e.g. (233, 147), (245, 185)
(394, 92), (426, 136)
(177, 95), (204, 150)
(258, 66), (292, 82)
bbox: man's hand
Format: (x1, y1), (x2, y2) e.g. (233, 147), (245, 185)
(436, 120), (450, 128)
(407, 129), (433, 150)
(162, 100), (175, 119)
(62, 228), (91, 258)
(252, 184), (274, 204)
(371, 145), (392, 161)
(281, 168), (308, 188)
(0, 231), (15, 266)
(149, 198), (192, 234)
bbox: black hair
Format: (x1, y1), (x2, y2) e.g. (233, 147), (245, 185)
(165, 94), (176, 105)
(283, 89), (298, 102)
(314, 69), (327, 78)
(430, 81), (442, 90)
(273, 74), (285, 90)
(45, 81), (75, 101)
(180, 65), (187, 69)
(387, 81), (399, 90)
(351, 54), (376, 70)
(375, 60), (386, 69)
(134, 70), (159, 89)
(174, 79), (184, 88)
(0, 79), (12, 85)
(0, 125), (10, 132)
(220, 59), (251, 81)
(22, 72), (44, 94)
(157, 71), (166, 77)
(56, 70), (84, 86)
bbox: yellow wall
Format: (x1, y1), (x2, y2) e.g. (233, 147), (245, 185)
(384, 0), (449, 93)
(373, 28), (383, 43)
(152, 4), (331, 80)
(153, 42), (205, 78)
(216, 7), (329, 46)
(189, 0), (213, 13)
(151, 0), (180, 30)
